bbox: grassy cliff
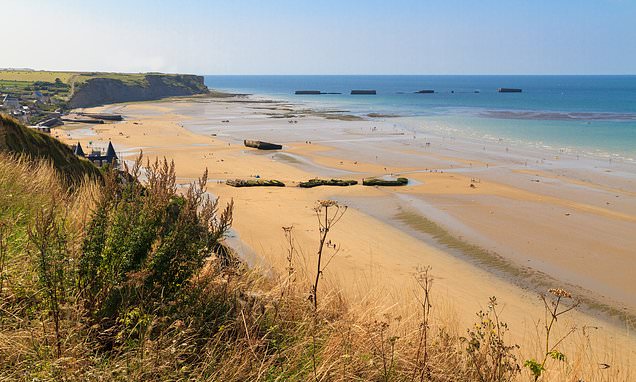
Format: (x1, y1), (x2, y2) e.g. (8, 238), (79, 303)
(68, 73), (209, 108)
(0, 113), (100, 181)
(0, 70), (209, 111)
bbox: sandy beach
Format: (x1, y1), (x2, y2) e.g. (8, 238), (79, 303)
(55, 94), (636, 364)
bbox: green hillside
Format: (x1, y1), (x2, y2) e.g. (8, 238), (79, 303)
(0, 70), (208, 114)
(0, 113), (100, 181)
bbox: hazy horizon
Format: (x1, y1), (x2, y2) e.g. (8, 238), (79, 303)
(3, 0), (636, 75)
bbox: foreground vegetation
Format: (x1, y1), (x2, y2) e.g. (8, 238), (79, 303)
(0, 142), (630, 380)
(0, 114), (100, 182)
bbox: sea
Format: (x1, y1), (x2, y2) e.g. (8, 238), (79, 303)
(204, 75), (636, 160)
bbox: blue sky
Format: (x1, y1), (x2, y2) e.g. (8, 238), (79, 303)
(3, 0), (635, 74)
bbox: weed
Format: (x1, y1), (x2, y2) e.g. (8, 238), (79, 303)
(28, 204), (71, 358)
(462, 296), (521, 382)
(524, 288), (579, 381)
(412, 265), (433, 381)
(310, 200), (347, 311)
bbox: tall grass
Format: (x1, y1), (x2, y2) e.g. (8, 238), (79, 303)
(0, 152), (631, 381)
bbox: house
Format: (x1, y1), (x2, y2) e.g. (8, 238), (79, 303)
(29, 125), (51, 134)
(74, 141), (118, 167)
(72, 141), (85, 157)
(33, 91), (51, 104)
(2, 94), (20, 110)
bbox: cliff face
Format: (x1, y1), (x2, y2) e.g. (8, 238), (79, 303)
(68, 74), (208, 108)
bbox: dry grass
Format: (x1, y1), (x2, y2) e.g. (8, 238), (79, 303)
(0, 70), (78, 84)
(0, 152), (632, 381)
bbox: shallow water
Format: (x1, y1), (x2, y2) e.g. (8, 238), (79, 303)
(204, 75), (636, 159)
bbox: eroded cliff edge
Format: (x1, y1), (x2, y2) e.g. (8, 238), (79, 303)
(68, 74), (208, 108)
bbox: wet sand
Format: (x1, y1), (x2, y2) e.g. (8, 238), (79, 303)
(55, 94), (636, 364)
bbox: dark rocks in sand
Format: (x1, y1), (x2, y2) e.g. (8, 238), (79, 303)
(367, 113), (399, 118)
(362, 177), (409, 186)
(298, 178), (358, 188)
(244, 140), (283, 150)
(226, 179), (285, 187)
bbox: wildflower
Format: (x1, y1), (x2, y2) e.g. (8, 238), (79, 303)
(315, 199), (338, 210)
(548, 288), (572, 298)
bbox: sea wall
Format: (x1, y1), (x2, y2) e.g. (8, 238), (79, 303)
(68, 74), (208, 108)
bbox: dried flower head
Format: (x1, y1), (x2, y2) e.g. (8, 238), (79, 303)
(317, 200), (338, 208)
(548, 288), (572, 298)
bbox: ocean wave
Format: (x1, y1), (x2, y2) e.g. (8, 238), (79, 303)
(479, 110), (636, 122)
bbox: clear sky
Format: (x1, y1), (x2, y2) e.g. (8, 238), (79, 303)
(3, 0), (635, 75)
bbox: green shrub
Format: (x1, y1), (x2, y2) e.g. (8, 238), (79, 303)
(78, 155), (234, 342)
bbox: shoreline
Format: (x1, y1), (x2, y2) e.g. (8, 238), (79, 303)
(208, 87), (636, 163)
(55, 93), (636, 361)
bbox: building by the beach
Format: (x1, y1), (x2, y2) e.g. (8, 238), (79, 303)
(72, 141), (118, 167)
(2, 94), (20, 110)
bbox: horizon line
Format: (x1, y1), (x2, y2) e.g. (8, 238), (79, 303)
(3, 68), (636, 76)
(201, 73), (636, 76)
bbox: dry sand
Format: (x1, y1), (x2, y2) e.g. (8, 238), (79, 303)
(55, 94), (636, 367)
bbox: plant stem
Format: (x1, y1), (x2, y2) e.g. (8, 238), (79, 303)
(313, 206), (329, 311)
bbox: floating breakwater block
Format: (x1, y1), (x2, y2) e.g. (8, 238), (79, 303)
(351, 90), (377, 95)
(497, 88), (522, 93)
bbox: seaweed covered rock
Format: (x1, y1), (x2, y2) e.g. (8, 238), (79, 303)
(362, 177), (408, 186)
(298, 178), (358, 188)
(226, 179), (285, 187)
